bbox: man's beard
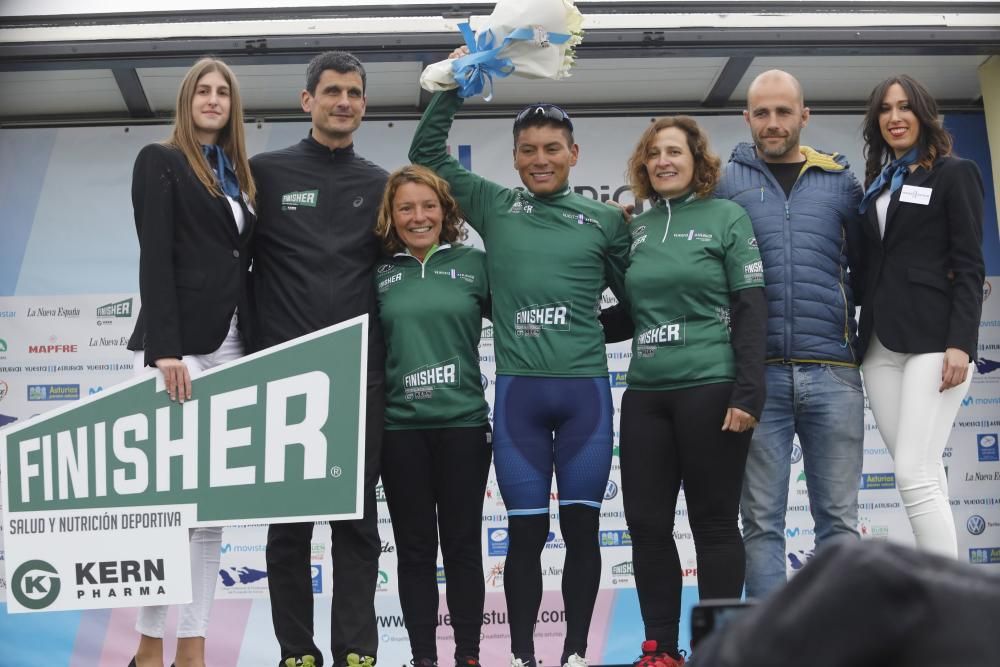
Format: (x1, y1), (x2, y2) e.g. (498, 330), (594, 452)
(754, 129), (800, 159)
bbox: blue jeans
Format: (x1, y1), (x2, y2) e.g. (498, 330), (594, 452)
(741, 363), (864, 599)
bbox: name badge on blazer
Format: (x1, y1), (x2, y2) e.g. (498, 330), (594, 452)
(242, 191), (256, 216)
(899, 185), (932, 205)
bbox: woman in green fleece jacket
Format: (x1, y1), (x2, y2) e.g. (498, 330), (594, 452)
(374, 164), (492, 667)
(603, 116), (767, 666)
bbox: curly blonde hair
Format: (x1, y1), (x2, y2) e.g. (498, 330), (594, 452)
(626, 116), (720, 201)
(375, 165), (467, 254)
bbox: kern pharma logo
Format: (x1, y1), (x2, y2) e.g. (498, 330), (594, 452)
(11, 559), (62, 610)
(1, 316), (369, 523)
(281, 190), (319, 210)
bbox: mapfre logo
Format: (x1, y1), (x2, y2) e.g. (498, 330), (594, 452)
(28, 339), (78, 354)
(12, 559), (62, 610)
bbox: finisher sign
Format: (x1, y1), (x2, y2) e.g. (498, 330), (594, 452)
(1, 316), (368, 613)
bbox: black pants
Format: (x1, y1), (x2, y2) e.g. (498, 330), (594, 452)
(620, 383), (751, 651)
(381, 425), (493, 662)
(267, 381), (385, 667)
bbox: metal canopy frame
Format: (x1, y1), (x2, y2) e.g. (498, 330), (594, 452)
(1, 2), (997, 126)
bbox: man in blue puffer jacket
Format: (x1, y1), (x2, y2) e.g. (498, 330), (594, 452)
(716, 69), (866, 600)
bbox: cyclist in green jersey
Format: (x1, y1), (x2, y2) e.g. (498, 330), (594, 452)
(409, 53), (629, 667)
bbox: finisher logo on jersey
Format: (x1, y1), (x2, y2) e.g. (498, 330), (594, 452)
(514, 301), (571, 337)
(636, 317), (686, 357)
(744, 260), (764, 282)
(281, 190), (319, 210)
(403, 357), (460, 401)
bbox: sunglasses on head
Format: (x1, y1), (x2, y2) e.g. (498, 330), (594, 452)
(513, 103), (574, 132)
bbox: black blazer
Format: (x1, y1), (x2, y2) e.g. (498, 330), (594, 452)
(856, 156), (985, 361)
(127, 143), (256, 366)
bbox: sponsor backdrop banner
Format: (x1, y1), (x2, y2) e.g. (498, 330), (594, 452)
(0, 110), (997, 664)
(2, 318), (367, 612)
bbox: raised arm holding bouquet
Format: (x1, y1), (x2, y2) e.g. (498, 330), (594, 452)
(409, 4), (631, 667)
(419, 0), (583, 100)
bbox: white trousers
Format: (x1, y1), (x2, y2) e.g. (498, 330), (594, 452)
(862, 336), (973, 558)
(133, 317), (243, 638)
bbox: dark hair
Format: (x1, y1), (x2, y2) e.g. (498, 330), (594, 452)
(626, 116), (721, 201)
(862, 74), (953, 187)
(375, 165), (467, 255)
(512, 103), (575, 146)
(306, 51), (367, 95)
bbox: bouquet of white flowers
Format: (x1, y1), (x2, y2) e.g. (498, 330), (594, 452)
(420, 0), (584, 101)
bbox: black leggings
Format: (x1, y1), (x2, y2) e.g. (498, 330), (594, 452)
(505, 505), (602, 664)
(620, 383), (751, 652)
(380, 425), (493, 661)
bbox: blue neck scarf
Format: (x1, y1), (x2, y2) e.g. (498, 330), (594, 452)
(858, 147), (918, 213)
(201, 144), (241, 199)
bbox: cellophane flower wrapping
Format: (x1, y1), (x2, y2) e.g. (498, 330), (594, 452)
(420, 0), (584, 95)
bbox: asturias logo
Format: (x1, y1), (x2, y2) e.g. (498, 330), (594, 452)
(12, 559), (61, 610)
(860, 472), (896, 490)
(967, 515), (987, 536)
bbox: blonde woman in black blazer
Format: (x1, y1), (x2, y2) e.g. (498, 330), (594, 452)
(856, 74), (984, 558)
(126, 58), (256, 667)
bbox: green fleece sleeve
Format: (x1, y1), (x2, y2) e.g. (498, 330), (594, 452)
(408, 90), (509, 238)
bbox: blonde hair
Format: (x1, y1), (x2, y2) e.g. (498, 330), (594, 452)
(166, 58), (256, 205)
(375, 165), (466, 254)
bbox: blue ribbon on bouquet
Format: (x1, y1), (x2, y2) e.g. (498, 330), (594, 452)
(451, 21), (572, 101)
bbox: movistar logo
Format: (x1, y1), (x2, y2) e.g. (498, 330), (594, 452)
(281, 190), (319, 210)
(12, 559), (62, 610)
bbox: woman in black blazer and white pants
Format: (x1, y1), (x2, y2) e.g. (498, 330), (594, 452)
(126, 58), (256, 667)
(856, 74), (984, 558)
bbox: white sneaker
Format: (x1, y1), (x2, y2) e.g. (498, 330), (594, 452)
(510, 656), (530, 667)
(563, 654), (588, 667)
